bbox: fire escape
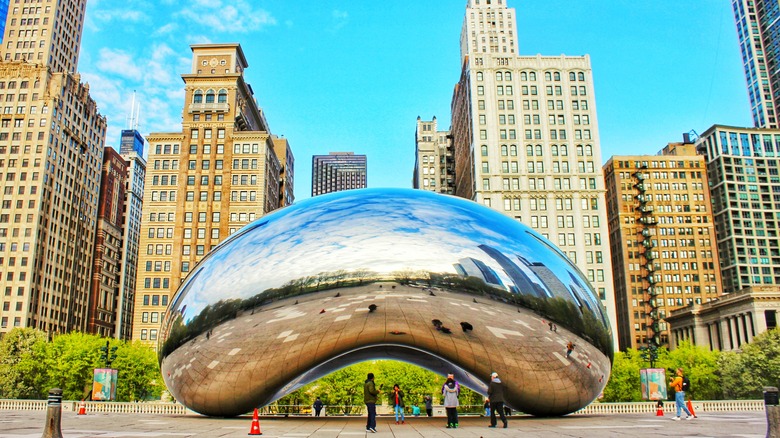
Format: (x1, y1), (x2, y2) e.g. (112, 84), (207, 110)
(634, 164), (660, 366)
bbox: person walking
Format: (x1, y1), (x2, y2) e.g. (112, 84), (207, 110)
(313, 397), (323, 417)
(442, 375), (460, 428)
(488, 372), (508, 428)
(424, 396), (433, 417)
(392, 384), (405, 424)
(670, 368), (694, 420)
(364, 373), (380, 433)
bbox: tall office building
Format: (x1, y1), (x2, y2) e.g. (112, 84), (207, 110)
(413, 116), (454, 194)
(116, 129), (146, 340)
(132, 43), (292, 345)
(733, 0), (780, 128)
(0, 1), (9, 43)
(603, 141), (722, 350)
(446, 0), (617, 340)
(272, 137), (295, 207)
(695, 125), (780, 293)
(87, 147), (127, 337)
(311, 152), (367, 196)
(0, 0), (107, 336)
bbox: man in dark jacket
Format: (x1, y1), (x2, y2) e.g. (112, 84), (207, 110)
(364, 373), (380, 433)
(487, 372), (508, 428)
(313, 397), (323, 417)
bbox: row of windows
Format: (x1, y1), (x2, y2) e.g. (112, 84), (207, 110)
(476, 71), (587, 82)
(192, 89), (228, 104)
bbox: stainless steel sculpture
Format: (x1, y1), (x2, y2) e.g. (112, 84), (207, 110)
(159, 188), (613, 417)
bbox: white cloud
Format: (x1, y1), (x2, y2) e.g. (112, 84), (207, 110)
(330, 9), (349, 31)
(178, 0), (277, 33)
(153, 22), (178, 37)
(95, 48), (143, 81)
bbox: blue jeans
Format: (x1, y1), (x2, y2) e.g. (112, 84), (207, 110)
(394, 405), (404, 421)
(675, 391), (691, 417)
(366, 403), (376, 429)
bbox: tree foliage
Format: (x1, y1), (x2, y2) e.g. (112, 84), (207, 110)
(602, 331), (780, 402)
(272, 360), (494, 414)
(0, 329), (161, 402)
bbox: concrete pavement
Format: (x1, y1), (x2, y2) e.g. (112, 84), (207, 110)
(0, 410), (767, 437)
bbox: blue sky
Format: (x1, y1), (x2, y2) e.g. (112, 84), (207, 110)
(78, 0), (750, 201)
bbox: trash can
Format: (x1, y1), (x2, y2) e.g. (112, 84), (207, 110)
(764, 387), (779, 438)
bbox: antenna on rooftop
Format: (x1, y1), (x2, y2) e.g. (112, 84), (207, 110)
(126, 90), (141, 131)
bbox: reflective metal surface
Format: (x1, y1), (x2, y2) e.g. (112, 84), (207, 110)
(159, 188), (613, 417)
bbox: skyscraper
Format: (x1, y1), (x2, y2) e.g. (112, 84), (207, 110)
(0, 1), (9, 43)
(116, 129), (146, 340)
(603, 140), (722, 350)
(311, 152), (367, 196)
(0, 0), (107, 336)
(413, 117), (454, 194)
(446, 0), (617, 340)
(695, 125), (780, 293)
(733, 0), (780, 128)
(87, 147), (127, 337)
(132, 43), (292, 345)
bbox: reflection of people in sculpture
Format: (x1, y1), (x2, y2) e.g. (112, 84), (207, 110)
(566, 341), (576, 358)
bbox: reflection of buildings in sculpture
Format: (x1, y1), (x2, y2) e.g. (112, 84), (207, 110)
(311, 152), (367, 197)
(568, 272), (599, 317)
(453, 257), (504, 289)
(523, 257), (579, 303)
(477, 244), (548, 298)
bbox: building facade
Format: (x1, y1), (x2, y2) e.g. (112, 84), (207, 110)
(603, 141), (722, 350)
(272, 137), (295, 207)
(132, 43), (290, 345)
(116, 130), (146, 340)
(87, 147), (127, 337)
(733, 0), (780, 128)
(311, 152), (367, 196)
(413, 116), (454, 194)
(0, 0), (106, 336)
(696, 125), (780, 294)
(665, 286), (780, 351)
(447, 0), (617, 340)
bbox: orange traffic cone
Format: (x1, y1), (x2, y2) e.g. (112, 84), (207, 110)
(77, 400), (86, 416)
(655, 400), (664, 417)
(686, 399), (697, 418)
(248, 408), (262, 435)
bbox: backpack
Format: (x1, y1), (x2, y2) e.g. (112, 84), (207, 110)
(682, 376), (691, 393)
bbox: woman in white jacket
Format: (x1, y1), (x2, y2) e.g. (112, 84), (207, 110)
(442, 376), (460, 428)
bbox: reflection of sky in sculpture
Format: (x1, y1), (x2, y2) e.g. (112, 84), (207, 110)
(172, 189), (607, 326)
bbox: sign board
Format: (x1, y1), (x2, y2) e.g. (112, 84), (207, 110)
(92, 368), (118, 401)
(640, 368), (667, 400)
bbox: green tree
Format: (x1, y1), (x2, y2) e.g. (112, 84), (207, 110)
(113, 341), (163, 402)
(720, 328), (780, 399)
(0, 328), (48, 399)
(40, 332), (106, 400)
(601, 348), (644, 402)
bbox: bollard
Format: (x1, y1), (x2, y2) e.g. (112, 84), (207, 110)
(41, 388), (64, 438)
(764, 386), (779, 438)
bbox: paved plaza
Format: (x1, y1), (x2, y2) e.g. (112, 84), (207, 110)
(0, 410), (768, 437)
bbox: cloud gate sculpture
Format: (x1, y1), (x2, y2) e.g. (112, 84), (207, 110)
(159, 188), (613, 417)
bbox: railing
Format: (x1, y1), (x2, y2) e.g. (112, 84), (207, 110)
(0, 399), (766, 416)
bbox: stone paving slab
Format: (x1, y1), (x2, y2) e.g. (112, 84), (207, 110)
(0, 410), (767, 437)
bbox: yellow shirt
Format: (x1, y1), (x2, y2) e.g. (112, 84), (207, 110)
(671, 376), (684, 392)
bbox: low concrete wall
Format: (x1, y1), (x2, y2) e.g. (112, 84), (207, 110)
(0, 399), (766, 416)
